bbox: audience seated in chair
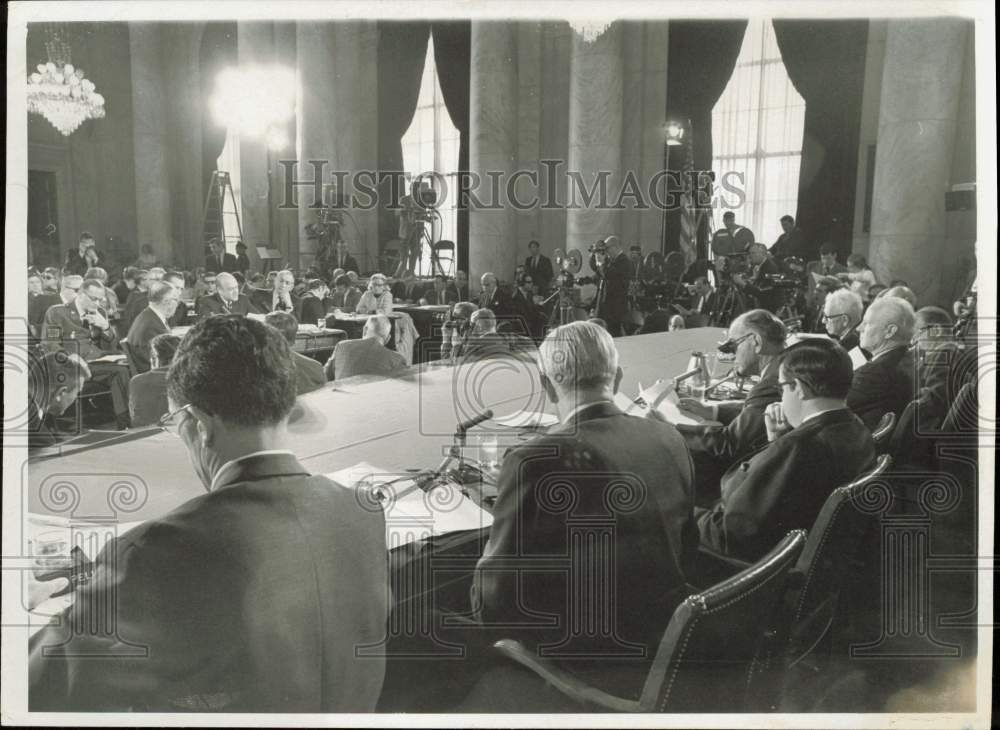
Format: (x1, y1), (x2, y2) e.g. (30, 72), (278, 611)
(126, 281), (178, 374)
(696, 338), (876, 562)
(355, 273), (393, 315)
(29, 316), (389, 712)
(196, 272), (260, 317)
(822, 289), (864, 353)
(324, 314), (406, 381)
(265, 311), (327, 395)
(128, 333), (181, 427)
(846, 296), (915, 431)
(328, 273), (362, 312)
(27, 350), (91, 451)
(297, 279), (330, 326)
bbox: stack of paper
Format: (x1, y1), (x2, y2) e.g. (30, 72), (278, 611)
(493, 410), (559, 429)
(615, 381), (709, 428)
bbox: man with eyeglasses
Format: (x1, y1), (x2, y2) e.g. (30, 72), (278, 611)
(675, 309), (787, 504)
(196, 271), (260, 317)
(30, 316), (389, 712)
(696, 338), (874, 562)
(41, 278), (132, 429)
(910, 306), (976, 435)
(57, 274), (83, 305)
(510, 273), (544, 338)
(126, 281), (180, 374)
(821, 288), (864, 352)
(251, 269), (298, 314)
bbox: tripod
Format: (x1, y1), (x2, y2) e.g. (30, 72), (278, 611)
(710, 280), (746, 328)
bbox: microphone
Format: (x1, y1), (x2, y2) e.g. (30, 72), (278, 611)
(456, 410), (494, 434)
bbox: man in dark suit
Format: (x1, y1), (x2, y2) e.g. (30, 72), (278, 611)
(673, 276), (718, 327)
(847, 296), (916, 431)
(328, 274), (362, 312)
(509, 274), (545, 338)
(676, 309), (786, 503)
(734, 243), (782, 313)
(113, 266), (143, 308)
(120, 269), (165, 333)
(126, 281), (178, 373)
(769, 214), (808, 261)
(234, 241), (251, 275)
(42, 278), (132, 429)
(591, 236), (631, 337)
(477, 272), (511, 317)
(162, 271), (191, 327)
(63, 232), (102, 276)
(128, 333), (180, 427)
(196, 272), (260, 318)
(250, 269), (298, 314)
(454, 270), (471, 302)
(331, 240), (360, 274)
(297, 279), (330, 325)
(391, 270), (426, 303)
(265, 311), (327, 395)
(821, 288), (864, 353)
(27, 350), (91, 451)
(324, 314), (406, 380)
(697, 338), (875, 562)
(205, 238), (238, 274)
(523, 240), (553, 294)
(30, 316), (389, 712)
(473, 320), (697, 660)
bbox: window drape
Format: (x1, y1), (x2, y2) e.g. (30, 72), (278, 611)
(199, 22), (238, 214)
(772, 19), (868, 260)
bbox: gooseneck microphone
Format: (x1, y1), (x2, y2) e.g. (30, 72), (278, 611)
(456, 410), (494, 435)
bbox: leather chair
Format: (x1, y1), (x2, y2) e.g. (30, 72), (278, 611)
(886, 394), (936, 467)
(871, 410), (897, 453)
(490, 530), (807, 713)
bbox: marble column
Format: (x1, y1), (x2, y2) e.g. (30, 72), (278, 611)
(295, 21), (379, 273)
(565, 22), (624, 269)
(469, 21), (519, 285)
(237, 21), (277, 273)
(130, 24), (173, 262)
(868, 19), (970, 306)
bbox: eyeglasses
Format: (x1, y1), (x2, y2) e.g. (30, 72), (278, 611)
(821, 312), (848, 322)
(159, 403), (192, 435)
(778, 379), (797, 389)
(716, 331), (755, 355)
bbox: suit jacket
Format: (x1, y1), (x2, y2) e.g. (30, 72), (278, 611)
(477, 287), (512, 318)
(697, 409), (875, 562)
(508, 289), (545, 337)
(915, 342), (975, 430)
(29, 453), (388, 712)
(472, 401), (698, 656)
(121, 291), (149, 333)
(167, 300), (190, 328)
(837, 328), (861, 354)
(770, 228), (808, 260)
(846, 345), (915, 431)
(249, 288), (299, 315)
(235, 252), (251, 274)
(326, 337), (406, 380)
(594, 251), (631, 324)
(328, 288), (362, 311)
(676, 358), (782, 464)
(524, 254), (554, 293)
(205, 251), (238, 274)
(126, 307), (171, 374)
(128, 367), (169, 427)
(64, 248), (102, 276)
(42, 303), (119, 361)
(331, 252), (359, 275)
(29, 292), (62, 331)
(196, 292), (260, 318)
(292, 351), (327, 395)
(297, 294), (328, 325)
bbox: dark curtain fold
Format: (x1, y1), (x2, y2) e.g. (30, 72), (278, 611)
(376, 21), (431, 248)
(199, 22), (238, 224)
(664, 20), (748, 256)
(773, 19), (869, 260)
(431, 21), (471, 261)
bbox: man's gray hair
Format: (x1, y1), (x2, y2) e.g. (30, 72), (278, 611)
(148, 267), (166, 281)
(364, 314), (392, 341)
(148, 280), (176, 305)
(216, 272), (237, 288)
(471, 308), (496, 334)
(539, 320), (618, 391)
(368, 273), (387, 289)
(825, 288), (864, 326)
(867, 296), (916, 343)
(733, 308), (786, 345)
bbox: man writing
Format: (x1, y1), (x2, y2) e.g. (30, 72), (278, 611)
(29, 316), (389, 712)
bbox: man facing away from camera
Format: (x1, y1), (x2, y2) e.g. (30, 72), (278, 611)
(29, 316), (389, 712)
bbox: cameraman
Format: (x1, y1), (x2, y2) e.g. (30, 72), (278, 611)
(589, 235), (630, 337)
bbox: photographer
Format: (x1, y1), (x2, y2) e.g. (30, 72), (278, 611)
(589, 235), (630, 337)
(732, 243), (782, 313)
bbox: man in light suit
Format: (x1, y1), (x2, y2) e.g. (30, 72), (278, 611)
(324, 314), (406, 380)
(477, 272), (510, 318)
(196, 272), (260, 318)
(128, 333), (181, 427)
(265, 311), (327, 395)
(42, 278), (132, 429)
(126, 281), (178, 374)
(30, 316), (389, 712)
(697, 338), (875, 561)
(847, 296), (916, 431)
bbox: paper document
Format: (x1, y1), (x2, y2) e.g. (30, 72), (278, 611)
(89, 354), (126, 364)
(325, 462), (493, 548)
(848, 347), (869, 370)
(617, 386), (709, 428)
(493, 410), (559, 429)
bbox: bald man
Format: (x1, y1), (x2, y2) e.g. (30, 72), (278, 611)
(196, 272), (260, 317)
(846, 296), (916, 430)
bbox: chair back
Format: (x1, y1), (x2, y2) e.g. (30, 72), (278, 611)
(785, 454), (893, 661)
(886, 394), (938, 467)
(637, 530), (807, 712)
(119, 340), (140, 379)
(432, 240), (456, 277)
(940, 381), (977, 435)
(871, 411), (896, 452)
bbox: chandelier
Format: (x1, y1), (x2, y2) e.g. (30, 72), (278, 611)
(26, 25), (105, 136)
(568, 19), (615, 44)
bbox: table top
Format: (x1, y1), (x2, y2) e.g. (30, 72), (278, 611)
(27, 328), (724, 524)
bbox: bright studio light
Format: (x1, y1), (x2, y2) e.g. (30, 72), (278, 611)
(210, 64), (297, 140)
(664, 121), (685, 146)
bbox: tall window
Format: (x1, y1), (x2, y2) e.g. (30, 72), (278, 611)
(401, 36), (460, 276)
(217, 129), (243, 254)
(712, 20), (805, 245)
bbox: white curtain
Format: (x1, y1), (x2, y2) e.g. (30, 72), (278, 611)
(712, 20), (805, 246)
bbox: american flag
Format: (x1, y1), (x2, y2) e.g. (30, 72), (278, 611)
(678, 136), (699, 267)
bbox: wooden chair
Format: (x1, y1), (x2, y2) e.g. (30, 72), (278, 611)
(871, 411), (897, 453)
(490, 530), (807, 713)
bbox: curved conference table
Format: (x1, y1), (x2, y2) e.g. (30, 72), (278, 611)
(25, 328), (725, 526)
